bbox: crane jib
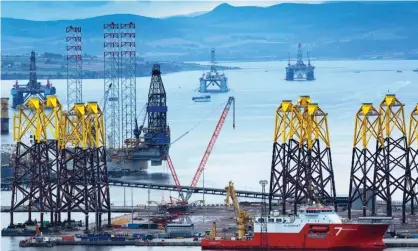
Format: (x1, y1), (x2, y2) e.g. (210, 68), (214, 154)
(166, 96), (235, 203)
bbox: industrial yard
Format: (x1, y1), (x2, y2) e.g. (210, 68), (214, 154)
(2, 54), (418, 248)
(1, 6), (418, 250)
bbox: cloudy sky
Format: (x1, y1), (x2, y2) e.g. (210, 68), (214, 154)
(0, 0), (395, 20)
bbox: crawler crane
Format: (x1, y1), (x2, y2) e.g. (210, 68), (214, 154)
(165, 96), (235, 204)
(225, 181), (251, 239)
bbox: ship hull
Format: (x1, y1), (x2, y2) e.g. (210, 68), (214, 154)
(201, 223), (389, 249)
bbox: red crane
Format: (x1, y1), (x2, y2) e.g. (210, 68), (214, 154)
(166, 155), (185, 201)
(165, 96), (235, 203)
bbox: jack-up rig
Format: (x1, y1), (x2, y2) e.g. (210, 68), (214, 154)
(285, 43), (315, 81)
(11, 51), (56, 109)
(127, 64), (171, 168)
(199, 48), (229, 93)
(164, 96), (235, 211)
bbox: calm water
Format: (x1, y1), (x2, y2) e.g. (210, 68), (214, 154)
(1, 60), (418, 250)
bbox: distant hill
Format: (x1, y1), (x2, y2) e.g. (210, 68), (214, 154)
(2, 2), (418, 60)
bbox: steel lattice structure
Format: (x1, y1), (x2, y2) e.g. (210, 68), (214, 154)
(86, 102), (111, 229)
(144, 64), (170, 157)
(269, 100), (303, 214)
(66, 26), (82, 110)
(374, 95), (408, 219)
(10, 96), (62, 227)
(406, 104), (418, 221)
(297, 99), (336, 209)
(59, 102), (111, 231)
(120, 22), (136, 143)
(347, 103), (383, 219)
(104, 22), (120, 149)
(260, 180), (268, 249)
(10, 96), (110, 231)
(269, 96), (336, 215)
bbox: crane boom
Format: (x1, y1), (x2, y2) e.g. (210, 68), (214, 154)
(225, 181), (251, 239)
(102, 83), (112, 112)
(166, 156), (185, 201)
(184, 96), (235, 201)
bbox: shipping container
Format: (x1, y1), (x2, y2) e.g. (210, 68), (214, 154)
(61, 236), (75, 241)
(35, 237), (45, 242)
(110, 237), (125, 241)
(1, 98), (9, 119)
(158, 233), (169, 239)
(133, 233), (145, 239)
(1, 118), (9, 134)
(128, 223), (140, 229)
(410, 234), (418, 238)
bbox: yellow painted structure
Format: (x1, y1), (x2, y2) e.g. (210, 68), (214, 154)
(13, 96), (62, 143)
(352, 103), (384, 149)
(225, 181), (251, 239)
(408, 104), (418, 148)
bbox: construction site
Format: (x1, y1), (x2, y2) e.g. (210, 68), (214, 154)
(3, 21), (418, 249)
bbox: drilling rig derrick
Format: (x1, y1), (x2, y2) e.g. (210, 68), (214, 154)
(129, 64), (170, 168)
(199, 48), (229, 93)
(11, 51), (56, 109)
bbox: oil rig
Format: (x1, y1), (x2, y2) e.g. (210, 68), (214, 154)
(199, 48), (229, 93)
(10, 51), (56, 109)
(127, 64), (171, 168)
(285, 43), (315, 81)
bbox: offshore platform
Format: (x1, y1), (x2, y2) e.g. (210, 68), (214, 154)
(199, 48), (229, 93)
(285, 43), (315, 81)
(127, 64), (170, 168)
(10, 51), (56, 109)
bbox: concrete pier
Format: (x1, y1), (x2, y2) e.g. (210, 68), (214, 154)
(384, 238), (418, 247)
